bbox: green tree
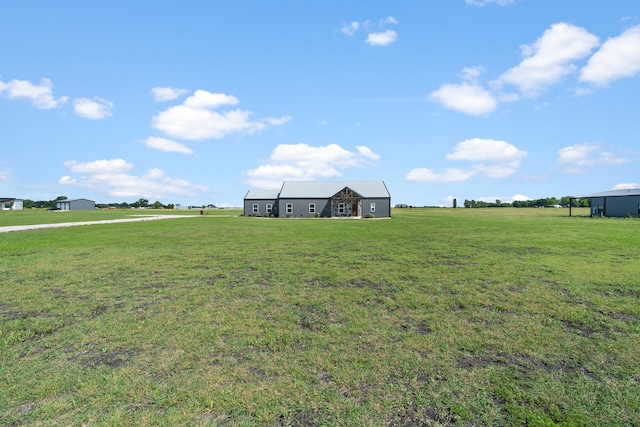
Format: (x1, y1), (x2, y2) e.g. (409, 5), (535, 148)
(132, 198), (149, 208)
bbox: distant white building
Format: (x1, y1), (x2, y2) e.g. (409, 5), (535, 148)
(1, 198), (23, 210)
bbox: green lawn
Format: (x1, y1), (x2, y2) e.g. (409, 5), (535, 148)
(1, 208), (638, 426)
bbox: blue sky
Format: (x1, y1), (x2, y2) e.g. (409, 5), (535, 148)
(1, 0), (639, 207)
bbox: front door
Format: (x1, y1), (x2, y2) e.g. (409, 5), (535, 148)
(352, 203), (358, 216)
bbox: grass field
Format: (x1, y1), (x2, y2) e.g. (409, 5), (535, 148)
(1, 208), (639, 426)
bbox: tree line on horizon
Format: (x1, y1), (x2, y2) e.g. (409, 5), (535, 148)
(465, 196), (590, 209)
(21, 197), (178, 210)
(396, 195), (591, 209)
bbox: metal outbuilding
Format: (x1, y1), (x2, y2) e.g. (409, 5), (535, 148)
(571, 188), (640, 217)
(55, 198), (96, 211)
(244, 181), (391, 218)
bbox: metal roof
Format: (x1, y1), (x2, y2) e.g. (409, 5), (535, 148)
(278, 181), (390, 198)
(574, 188), (640, 198)
(244, 189), (280, 200)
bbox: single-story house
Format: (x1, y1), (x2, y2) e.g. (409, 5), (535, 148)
(56, 198), (96, 211)
(571, 188), (640, 218)
(244, 181), (391, 218)
(1, 198), (23, 210)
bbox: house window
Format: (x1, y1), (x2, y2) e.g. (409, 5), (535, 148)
(309, 203), (315, 214)
(266, 204), (272, 214)
(370, 203), (376, 213)
(338, 203), (345, 214)
(286, 203), (293, 214)
(253, 204), (259, 214)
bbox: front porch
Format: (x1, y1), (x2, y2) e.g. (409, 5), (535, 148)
(331, 187), (362, 218)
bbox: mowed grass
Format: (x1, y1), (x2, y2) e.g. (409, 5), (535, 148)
(1, 208), (639, 426)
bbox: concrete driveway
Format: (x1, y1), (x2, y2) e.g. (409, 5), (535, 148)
(0, 215), (200, 233)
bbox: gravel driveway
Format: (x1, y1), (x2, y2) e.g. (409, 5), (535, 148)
(0, 215), (200, 233)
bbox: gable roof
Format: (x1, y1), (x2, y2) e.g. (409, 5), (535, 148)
(278, 181), (390, 199)
(575, 188), (640, 198)
(57, 198), (95, 202)
(244, 189), (280, 200)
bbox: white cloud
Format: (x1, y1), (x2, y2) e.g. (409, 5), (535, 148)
(356, 145), (381, 160)
(446, 138), (527, 162)
(73, 97), (113, 119)
(461, 66), (484, 82)
(0, 168), (10, 182)
(60, 159), (208, 199)
(152, 89), (288, 140)
(407, 138), (526, 184)
(612, 183), (640, 190)
(472, 160), (522, 178)
(381, 16), (398, 25)
(430, 82), (497, 116)
(142, 137), (194, 154)
(0, 77), (68, 109)
(366, 30), (398, 47)
(244, 143), (380, 189)
(341, 21), (360, 36)
(557, 142), (632, 173)
(262, 115), (292, 126)
(476, 194), (528, 203)
(183, 90), (239, 109)
(580, 25), (640, 87)
(466, 0), (516, 6)
(511, 194), (533, 201)
(341, 16), (398, 46)
(406, 167), (475, 183)
(151, 86), (189, 102)
(494, 23), (599, 97)
(63, 159), (133, 173)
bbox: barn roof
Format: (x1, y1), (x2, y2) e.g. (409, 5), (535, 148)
(278, 181), (390, 198)
(575, 188), (640, 198)
(244, 190), (280, 200)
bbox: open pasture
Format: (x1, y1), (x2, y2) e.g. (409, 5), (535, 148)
(1, 208), (639, 425)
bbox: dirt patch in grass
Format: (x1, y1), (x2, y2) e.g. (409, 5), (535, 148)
(388, 405), (457, 426)
(609, 312), (640, 324)
(0, 305), (55, 321)
(598, 286), (640, 298)
(273, 411), (323, 427)
(561, 320), (598, 337)
(456, 353), (597, 378)
(296, 305), (340, 332)
(398, 320), (432, 334)
(340, 279), (386, 291)
(75, 347), (136, 369)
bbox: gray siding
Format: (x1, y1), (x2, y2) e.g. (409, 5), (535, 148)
(591, 195), (640, 217)
(277, 197), (390, 218)
(278, 199), (331, 217)
(57, 199), (95, 211)
(244, 199), (277, 216)
(362, 198), (391, 218)
(608, 196), (639, 217)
